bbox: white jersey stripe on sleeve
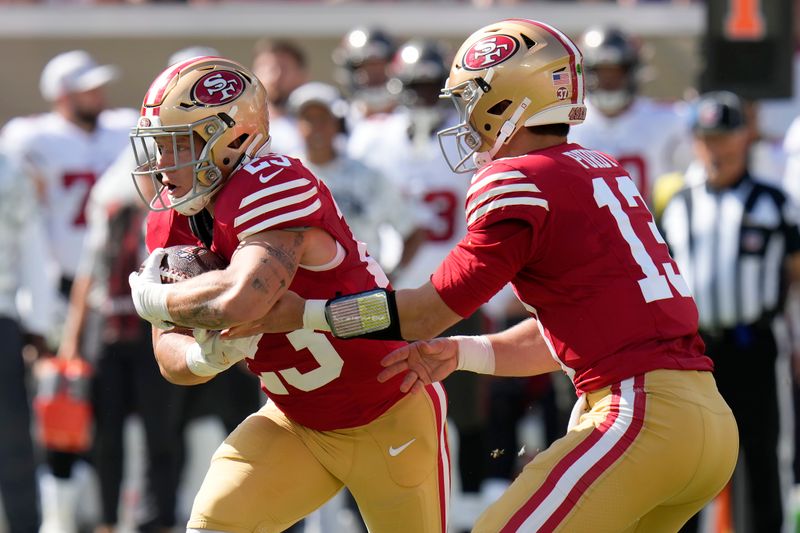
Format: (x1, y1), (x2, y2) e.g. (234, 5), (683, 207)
(239, 178), (311, 209)
(468, 170), (527, 197)
(236, 199), (322, 240)
(467, 183), (542, 215)
(234, 188), (318, 227)
(468, 197), (549, 226)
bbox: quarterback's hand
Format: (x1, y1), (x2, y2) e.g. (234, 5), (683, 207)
(222, 290), (305, 338)
(128, 248), (173, 330)
(187, 329), (262, 377)
(377, 338), (458, 393)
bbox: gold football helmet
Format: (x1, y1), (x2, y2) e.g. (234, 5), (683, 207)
(438, 19), (586, 173)
(131, 56), (271, 215)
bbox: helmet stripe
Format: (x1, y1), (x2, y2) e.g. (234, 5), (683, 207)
(141, 55), (222, 115)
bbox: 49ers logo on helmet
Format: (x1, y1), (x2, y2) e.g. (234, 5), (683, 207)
(192, 71), (245, 106)
(462, 35), (519, 71)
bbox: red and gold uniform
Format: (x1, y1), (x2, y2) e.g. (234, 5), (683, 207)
(432, 143), (738, 532)
(147, 154), (450, 533)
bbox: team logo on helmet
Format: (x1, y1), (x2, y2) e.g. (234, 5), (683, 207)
(462, 35), (519, 71)
(192, 71), (245, 106)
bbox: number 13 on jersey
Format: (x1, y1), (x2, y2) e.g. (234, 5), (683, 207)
(593, 176), (691, 303)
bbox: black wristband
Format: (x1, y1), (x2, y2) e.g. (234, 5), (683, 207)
(325, 288), (404, 341)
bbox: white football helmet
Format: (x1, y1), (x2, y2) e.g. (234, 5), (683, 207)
(131, 56), (271, 215)
(438, 19), (586, 174)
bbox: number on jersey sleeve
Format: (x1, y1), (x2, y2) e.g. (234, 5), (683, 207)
(593, 175), (690, 303)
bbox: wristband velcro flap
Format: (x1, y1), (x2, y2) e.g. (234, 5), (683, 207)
(325, 289), (392, 338)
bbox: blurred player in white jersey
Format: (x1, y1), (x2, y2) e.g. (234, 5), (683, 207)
(1, 51), (137, 293)
(288, 81), (416, 271)
(348, 39), (467, 289)
(569, 26), (690, 206)
(0, 49), (136, 533)
(349, 38), (491, 503)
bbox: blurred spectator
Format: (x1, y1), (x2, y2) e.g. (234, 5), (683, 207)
(348, 38), (459, 288)
(251, 39), (308, 156)
(661, 91), (797, 533)
(570, 26), (691, 207)
(0, 49), (136, 533)
(166, 44), (220, 68)
(0, 149), (55, 533)
(333, 27), (398, 123)
(57, 148), (182, 533)
(349, 37), (490, 507)
(288, 81), (415, 270)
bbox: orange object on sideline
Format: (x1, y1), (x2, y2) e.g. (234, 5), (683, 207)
(715, 482), (734, 533)
(32, 357), (93, 453)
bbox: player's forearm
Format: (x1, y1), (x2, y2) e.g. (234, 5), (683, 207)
(152, 328), (214, 386)
(166, 268), (281, 330)
(164, 270), (243, 329)
(487, 318), (561, 377)
(58, 275), (91, 358)
(395, 284), (463, 340)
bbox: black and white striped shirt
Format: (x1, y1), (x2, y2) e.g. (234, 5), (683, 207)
(661, 170), (800, 331)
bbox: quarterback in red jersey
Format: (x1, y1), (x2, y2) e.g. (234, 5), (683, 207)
(127, 57), (449, 532)
(240, 20), (738, 532)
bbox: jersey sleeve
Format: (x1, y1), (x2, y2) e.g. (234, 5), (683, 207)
(465, 162), (550, 232)
(214, 158), (325, 242)
(431, 220), (535, 318)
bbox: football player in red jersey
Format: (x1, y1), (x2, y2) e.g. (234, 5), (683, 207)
(126, 57), (450, 532)
(230, 20), (739, 532)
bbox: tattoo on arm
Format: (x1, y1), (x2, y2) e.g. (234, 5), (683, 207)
(175, 300), (230, 330)
(171, 232), (305, 329)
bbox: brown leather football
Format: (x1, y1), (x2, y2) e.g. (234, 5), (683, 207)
(143, 245), (228, 284)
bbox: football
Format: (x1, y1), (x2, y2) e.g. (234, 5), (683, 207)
(141, 245), (228, 284)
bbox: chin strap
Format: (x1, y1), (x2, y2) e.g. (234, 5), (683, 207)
(473, 97), (532, 167)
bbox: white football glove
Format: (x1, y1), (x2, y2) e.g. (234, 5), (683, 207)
(185, 328), (263, 377)
(128, 248), (174, 330)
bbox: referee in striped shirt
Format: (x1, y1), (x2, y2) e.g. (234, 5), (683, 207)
(661, 91), (800, 532)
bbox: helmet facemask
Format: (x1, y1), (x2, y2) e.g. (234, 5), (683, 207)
(131, 115), (227, 216)
(437, 78), (489, 174)
(438, 75), (532, 174)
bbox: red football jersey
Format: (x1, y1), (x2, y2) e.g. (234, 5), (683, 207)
(431, 143), (712, 394)
(146, 154), (406, 430)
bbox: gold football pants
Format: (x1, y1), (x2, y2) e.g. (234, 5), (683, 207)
(475, 370), (738, 533)
(187, 382), (450, 532)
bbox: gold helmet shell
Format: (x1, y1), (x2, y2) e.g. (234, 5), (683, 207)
(131, 56), (271, 215)
(438, 19), (586, 173)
